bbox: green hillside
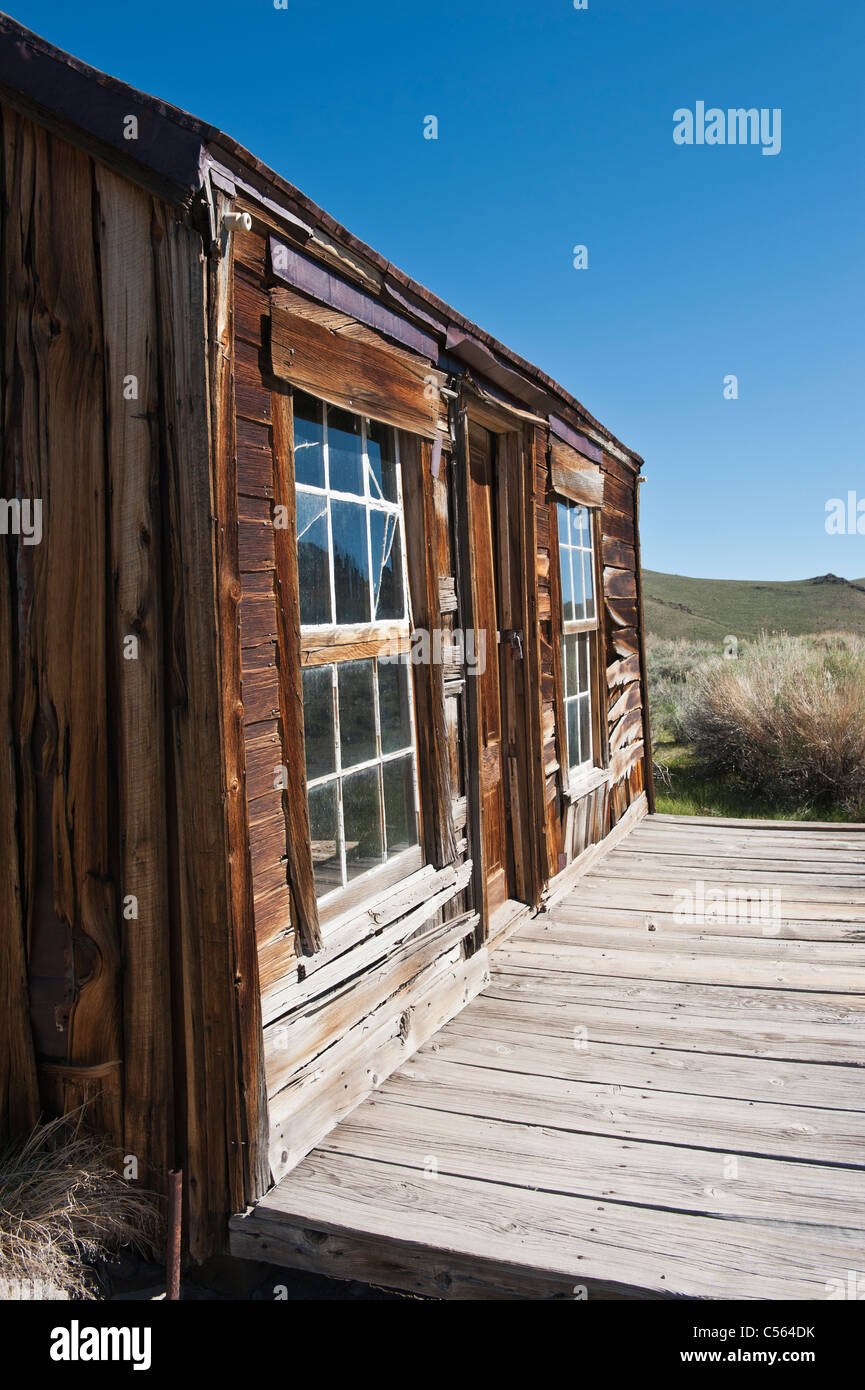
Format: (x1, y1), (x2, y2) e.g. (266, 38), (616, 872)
(643, 571), (865, 642)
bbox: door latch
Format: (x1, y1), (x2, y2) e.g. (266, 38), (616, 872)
(501, 628), (524, 660)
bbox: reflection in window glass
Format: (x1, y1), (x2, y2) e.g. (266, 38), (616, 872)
(558, 498), (597, 777)
(367, 419), (398, 502)
(292, 394), (418, 901)
(302, 666), (335, 780)
(378, 658), (413, 755)
(370, 511), (404, 620)
(293, 397), (407, 631)
(582, 548), (595, 621)
(331, 500), (370, 624)
(302, 652), (419, 901)
(562, 631), (593, 774)
(343, 766), (384, 881)
(383, 755), (417, 854)
(337, 661), (376, 768)
(327, 406), (363, 495)
(296, 493), (329, 624)
(560, 548), (574, 624)
(563, 633), (577, 697)
(293, 392), (324, 488)
(308, 782), (340, 896)
(557, 498), (595, 628)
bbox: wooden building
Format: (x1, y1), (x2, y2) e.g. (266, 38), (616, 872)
(0, 17), (653, 1263)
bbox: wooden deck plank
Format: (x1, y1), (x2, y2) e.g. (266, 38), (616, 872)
(607, 848), (865, 878)
(236, 1151), (862, 1300)
(550, 902), (865, 941)
(323, 1100), (865, 1228)
(499, 939), (865, 991)
(371, 1056), (865, 1163)
(525, 920), (865, 964)
(232, 814), (865, 1299)
(433, 1024), (865, 1109)
(472, 992), (865, 1063)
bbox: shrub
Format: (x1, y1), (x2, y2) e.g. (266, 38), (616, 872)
(645, 637), (722, 743)
(676, 632), (865, 813)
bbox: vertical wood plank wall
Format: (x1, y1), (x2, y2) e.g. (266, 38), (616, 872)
(229, 215), (485, 1187)
(0, 100), (651, 1248)
(536, 440), (650, 871)
(0, 107), (262, 1260)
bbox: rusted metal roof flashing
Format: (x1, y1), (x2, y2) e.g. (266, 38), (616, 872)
(0, 11), (643, 469)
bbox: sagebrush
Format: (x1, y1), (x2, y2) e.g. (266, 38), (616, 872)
(675, 632), (865, 813)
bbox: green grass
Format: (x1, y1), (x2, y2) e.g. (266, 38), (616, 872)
(644, 570), (865, 643)
(653, 743), (862, 822)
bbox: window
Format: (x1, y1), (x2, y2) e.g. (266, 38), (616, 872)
(294, 392), (420, 898)
(294, 393), (404, 628)
(557, 498), (598, 777)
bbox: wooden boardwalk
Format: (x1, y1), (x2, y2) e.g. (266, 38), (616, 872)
(230, 814), (865, 1299)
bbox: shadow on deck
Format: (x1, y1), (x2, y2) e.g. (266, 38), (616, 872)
(230, 813), (865, 1299)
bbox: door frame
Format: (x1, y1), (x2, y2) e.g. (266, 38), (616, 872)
(454, 388), (545, 937)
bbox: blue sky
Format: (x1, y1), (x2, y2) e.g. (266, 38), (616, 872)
(13, 0), (864, 579)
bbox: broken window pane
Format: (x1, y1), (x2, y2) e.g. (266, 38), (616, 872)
(367, 420), (398, 502)
(296, 492), (330, 624)
(370, 510), (403, 620)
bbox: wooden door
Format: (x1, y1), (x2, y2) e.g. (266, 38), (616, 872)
(467, 421), (510, 914)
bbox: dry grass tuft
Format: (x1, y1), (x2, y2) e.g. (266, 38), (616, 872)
(0, 1113), (162, 1300)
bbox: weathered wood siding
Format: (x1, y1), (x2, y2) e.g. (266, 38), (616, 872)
(0, 107), (265, 1259)
(228, 213), (485, 1186)
(537, 440), (650, 871)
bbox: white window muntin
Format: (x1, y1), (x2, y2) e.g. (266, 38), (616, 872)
(295, 402), (409, 632)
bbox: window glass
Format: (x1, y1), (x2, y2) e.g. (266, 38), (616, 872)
(343, 766), (384, 881)
(557, 501), (570, 546)
(370, 511), (404, 620)
(367, 419), (398, 502)
(560, 549), (574, 624)
(308, 782), (341, 896)
(557, 497), (596, 632)
(327, 406), (364, 495)
(331, 499), (370, 624)
(294, 395), (419, 901)
(582, 548), (595, 621)
(561, 629), (594, 774)
(563, 633), (577, 697)
(293, 392), (324, 488)
(302, 665), (336, 780)
(383, 755), (416, 854)
(378, 658), (413, 754)
(296, 493), (330, 624)
(338, 660), (377, 768)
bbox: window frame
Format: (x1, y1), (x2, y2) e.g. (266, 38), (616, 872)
(554, 498), (606, 787)
(292, 390), (423, 908)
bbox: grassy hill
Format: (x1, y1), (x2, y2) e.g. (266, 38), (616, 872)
(643, 571), (865, 642)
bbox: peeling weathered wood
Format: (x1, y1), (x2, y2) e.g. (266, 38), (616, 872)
(270, 386), (322, 956)
(398, 431), (456, 869)
(96, 164), (173, 1188)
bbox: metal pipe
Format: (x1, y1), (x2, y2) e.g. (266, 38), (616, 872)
(166, 1168), (182, 1301)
